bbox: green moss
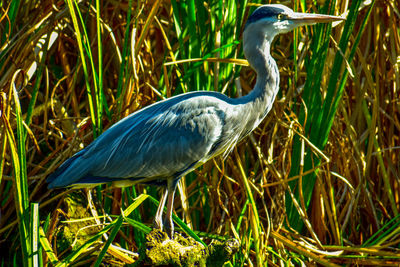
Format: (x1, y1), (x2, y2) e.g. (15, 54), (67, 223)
(136, 229), (239, 266)
(206, 239), (240, 266)
(56, 192), (100, 251)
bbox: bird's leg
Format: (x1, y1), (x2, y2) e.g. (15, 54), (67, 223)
(153, 187), (168, 231)
(164, 179), (178, 238)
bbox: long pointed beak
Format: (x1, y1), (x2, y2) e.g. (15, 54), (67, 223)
(289, 12), (345, 25)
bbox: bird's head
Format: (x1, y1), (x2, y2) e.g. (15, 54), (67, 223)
(244, 4), (344, 42)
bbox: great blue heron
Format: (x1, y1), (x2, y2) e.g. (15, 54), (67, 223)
(47, 5), (343, 237)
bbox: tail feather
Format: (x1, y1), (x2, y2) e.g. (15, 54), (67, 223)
(47, 150), (88, 188)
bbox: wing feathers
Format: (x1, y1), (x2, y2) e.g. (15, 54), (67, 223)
(48, 93), (231, 188)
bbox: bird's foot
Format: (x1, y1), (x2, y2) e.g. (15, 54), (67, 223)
(163, 218), (174, 239)
(153, 217), (163, 232)
(153, 217), (174, 238)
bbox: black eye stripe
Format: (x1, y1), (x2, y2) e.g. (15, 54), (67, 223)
(246, 6), (286, 25)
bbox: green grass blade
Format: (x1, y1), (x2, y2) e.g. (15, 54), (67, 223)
(57, 194), (148, 266)
(286, 17), (335, 228)
(115, 0), (133, 116)
(24, 34), (50, 132)
(55, 222), (114, 267)
(234, 150), (262, 265)
(361, 100), (398, 216)
(65, 0), (100, 137)
(39, 227), (59, 265)
(124, 218), (152, 233)
(30, 203), (39, 267)
(123, 187), (146, 246)
(286, 0), (366, 230)
(186, 0), (200, 91)
(0, 93), (8, 186)
(1, 0), (20, 40)
(6, 72), (31, 267)
(73, 0), (103, 134)
(317, 0), (364, 146)
(363, 214), (400, 247)
(172, 215), (207, 247)
(93, 217), (123, 267)
(96, 0), (103, 127)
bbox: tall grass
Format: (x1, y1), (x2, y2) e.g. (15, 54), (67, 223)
(6, 72), (31, 266)
(286, 0), (376, 231)
(1, 0), (399, 266)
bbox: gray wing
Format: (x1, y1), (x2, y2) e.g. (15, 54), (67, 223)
(47, 94), (227, 188)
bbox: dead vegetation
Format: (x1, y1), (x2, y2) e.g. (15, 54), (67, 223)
(1, 0), (399, 266)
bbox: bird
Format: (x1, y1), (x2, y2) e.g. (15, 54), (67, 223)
(47, 4), (344, 237)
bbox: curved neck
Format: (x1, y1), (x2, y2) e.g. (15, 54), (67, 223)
(233, 26), (279, 134)
(241, 25), (279, 102)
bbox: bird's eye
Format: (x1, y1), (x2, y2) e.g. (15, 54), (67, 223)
(277, 14), (286, 20)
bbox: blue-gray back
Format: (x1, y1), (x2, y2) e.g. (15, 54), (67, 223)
(47, 91), (238, 188)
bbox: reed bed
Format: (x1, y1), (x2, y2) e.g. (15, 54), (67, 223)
(1, 0), (399, 266)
